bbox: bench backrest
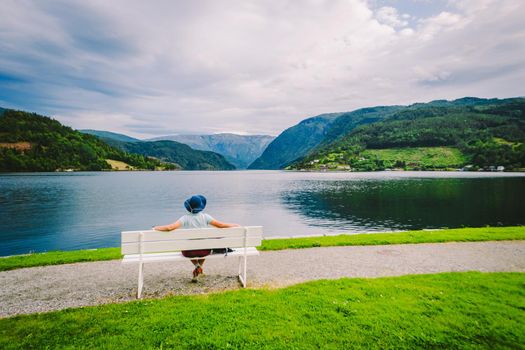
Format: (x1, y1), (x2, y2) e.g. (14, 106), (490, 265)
(121, 226), (263, 255)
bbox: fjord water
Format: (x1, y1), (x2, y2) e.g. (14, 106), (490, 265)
(1, 171), (524, 256)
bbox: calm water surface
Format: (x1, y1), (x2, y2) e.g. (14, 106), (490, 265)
(1, 171), (524, 256)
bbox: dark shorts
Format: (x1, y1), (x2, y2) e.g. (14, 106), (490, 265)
(181, 248), (234, 258)
(181, 249), (211, 258)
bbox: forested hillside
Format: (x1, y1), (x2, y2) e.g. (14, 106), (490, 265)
(115, 140), (236, 170)
(291, 98), (525, 171)
(0, 109), (174, 172)
(248, 113), (342, 169)
(315, 106), (403, 149)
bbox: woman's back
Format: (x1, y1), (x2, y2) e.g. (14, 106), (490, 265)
(178, 212), (214, 229)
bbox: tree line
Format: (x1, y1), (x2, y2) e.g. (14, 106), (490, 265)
(0, 110), (176, 172)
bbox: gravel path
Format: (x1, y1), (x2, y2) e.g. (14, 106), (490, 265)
(1, 241), (524, 318)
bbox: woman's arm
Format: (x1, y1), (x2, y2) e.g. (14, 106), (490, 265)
(153, 220), (182, 231)
(210, 220), (240, 228)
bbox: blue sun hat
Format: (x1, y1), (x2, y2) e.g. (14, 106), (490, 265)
(184, 195), (207, 214)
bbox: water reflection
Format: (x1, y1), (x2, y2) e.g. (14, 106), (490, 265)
(281, 177), (525, 231)
(1, 171), (524, 255)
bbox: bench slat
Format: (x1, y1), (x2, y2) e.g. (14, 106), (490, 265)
(122, 247), (259, 264)
(122, 226), (263, 243)
(121, 236), (262, 255)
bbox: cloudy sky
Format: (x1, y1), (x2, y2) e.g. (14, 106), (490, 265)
(1, 0), (524, 137)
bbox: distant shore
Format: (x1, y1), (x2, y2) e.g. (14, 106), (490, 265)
(3, 168), (525, 174)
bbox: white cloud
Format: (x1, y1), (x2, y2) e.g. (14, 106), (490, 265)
(375, 6), (409, 28)
(417, 11), (466, 41)
(0, 0), (524, 137)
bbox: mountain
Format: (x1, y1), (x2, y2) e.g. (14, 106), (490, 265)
(80, 129), (140, 143)
(80, 130), (235, 170)
(0, 109), (174, 172)
(148, 133), (274, 169)
(249, 97), (525, 171)
(248, 106), (404, 170)
(290, 97), (525, 171)
(314, 106), (404, 150)
(248, 107), (405, 170)
(112, 140), (236, 170)
(248, 113), (342, 170)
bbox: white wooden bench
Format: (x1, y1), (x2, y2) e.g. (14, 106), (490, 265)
(121, 226), (263, 298)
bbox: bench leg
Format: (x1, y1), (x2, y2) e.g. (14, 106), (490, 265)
(243, 255), (247, 288)
(137, 262), (144, 299)
(237, 255), (247, 288)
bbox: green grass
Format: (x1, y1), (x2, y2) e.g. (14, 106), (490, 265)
(1, 226), (524, 272)
(1, 272), (523, 349)
(0, 248), (120, 271)
(259, 226), (525, 251)
(362, 146), (468, 169)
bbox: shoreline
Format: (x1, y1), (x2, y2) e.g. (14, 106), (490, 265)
(1, 226), (524, 271)
(1, 169), (525, 176)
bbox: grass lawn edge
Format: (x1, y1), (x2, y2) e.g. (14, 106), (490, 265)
(1, 226), (524, 272)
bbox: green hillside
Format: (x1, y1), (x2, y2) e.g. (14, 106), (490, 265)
(114, 140), (236, 170)
(0, 109), (175, 172)
(315, 106), (403, 149)
(363, 147), (467, 169)
(302, 147), (468, 171)
(290, 98), (525, 171)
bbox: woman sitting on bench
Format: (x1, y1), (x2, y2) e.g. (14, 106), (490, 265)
(153, 194), (239, 282)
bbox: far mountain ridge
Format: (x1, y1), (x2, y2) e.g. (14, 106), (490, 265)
(80, 131), (235, 171)
(81, 130), (274, 169)
(147, 133), (275, 169)
(112, 140), (235, 171)
(80, 129), (141, 143)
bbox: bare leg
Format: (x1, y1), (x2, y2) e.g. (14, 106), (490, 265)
(190, 258), (205, 282)
(189, 259), (205, 268)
